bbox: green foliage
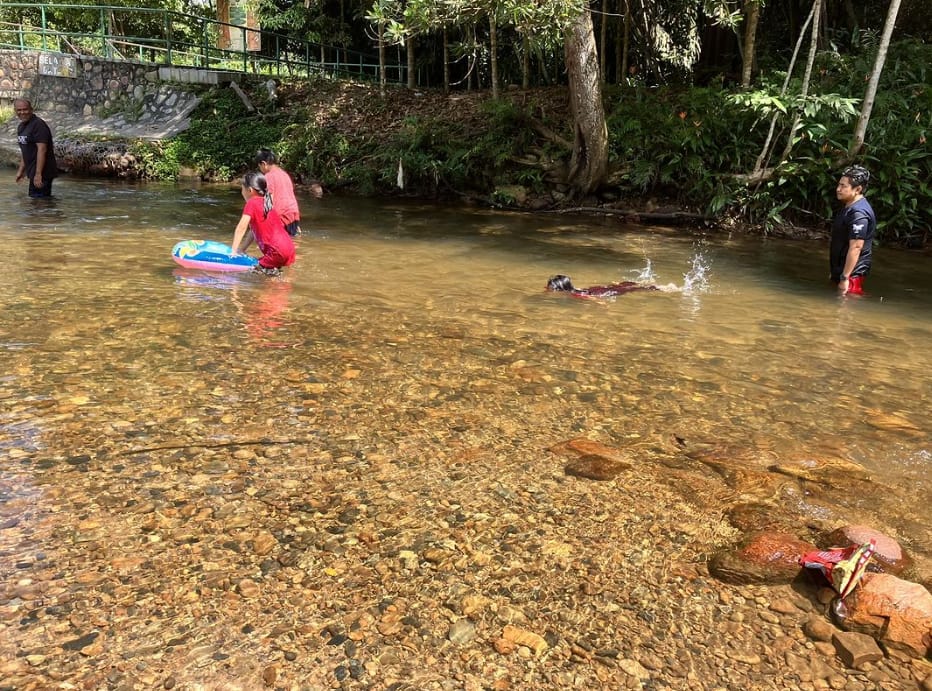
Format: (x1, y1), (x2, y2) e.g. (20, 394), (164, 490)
(600, 38), (929, 242)
(606, 85), (755, 205)
(131, 86), (285, 181)
(277, 95), (540, 198)
(0, 0), (215, 53)
(750, 39), (932, 242)
(129, 139), (182, 180)
(126, 31), (928, 245)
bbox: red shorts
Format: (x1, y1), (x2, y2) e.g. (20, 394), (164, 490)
(259, 246), (295, 269)
(846, 275), (864, 295)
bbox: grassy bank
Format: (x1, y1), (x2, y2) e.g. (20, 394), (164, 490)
(132, 42), (931, 246)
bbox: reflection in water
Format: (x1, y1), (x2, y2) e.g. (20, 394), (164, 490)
(234, 281), (294, 347)
(0, 177), (929, 563)
(173, 269), (296, 347)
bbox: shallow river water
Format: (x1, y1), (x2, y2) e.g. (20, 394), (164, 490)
(2, 176), (930, 558)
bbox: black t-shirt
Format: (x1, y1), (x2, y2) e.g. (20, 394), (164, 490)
(17, 114), (58, 180)
(829, 197), (875, 280)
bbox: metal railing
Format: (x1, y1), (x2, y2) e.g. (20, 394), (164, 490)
(0, 2), (405, 82)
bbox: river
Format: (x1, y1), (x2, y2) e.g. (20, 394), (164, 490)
(2, 176), (930, 561)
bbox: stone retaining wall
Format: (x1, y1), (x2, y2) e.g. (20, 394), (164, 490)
(1, 50), (210, 176)
(0, 50), (161, 115)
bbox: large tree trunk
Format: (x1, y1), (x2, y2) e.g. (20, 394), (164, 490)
(741, 0), (761, 88)
(848, 0), (901, 157)
(564, 8), (609, 197)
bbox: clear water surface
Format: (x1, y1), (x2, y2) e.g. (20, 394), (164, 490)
(1, 177), (929, 561)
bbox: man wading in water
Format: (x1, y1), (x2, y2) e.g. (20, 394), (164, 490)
(829, 165), (876, 296)
(14, 98), (58, 198)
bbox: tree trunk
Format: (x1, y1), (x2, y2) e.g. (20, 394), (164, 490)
(620, 0), (631, 83)
(614, 0), (623, 84)
(489, 12), (499, 99)
(843, 0), (859, 33)
(779, 0), (823, 163)
(378, 20), (386, 97)
(406, 35), (415, 89)
(848, 0), (901, 157)
(443, 28), (450, 94)
(468, 24), (475, 91)
(521, 34), (530, 89)
(741, 0), (761, 88)
(564, 8), (609, 197)
(599, 0), (608, 79)
(750, 0), (816, 178)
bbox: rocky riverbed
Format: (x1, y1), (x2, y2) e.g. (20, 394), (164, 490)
(0, 215), (930, 689)
(2, 421), (930, 689)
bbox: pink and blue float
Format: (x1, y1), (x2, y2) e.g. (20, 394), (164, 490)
(171, 240), (258, 272)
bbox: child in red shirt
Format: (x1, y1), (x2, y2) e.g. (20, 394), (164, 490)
(231, 172), (296, 276)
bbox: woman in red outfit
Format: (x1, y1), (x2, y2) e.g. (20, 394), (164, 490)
(231, 172), (296, 276)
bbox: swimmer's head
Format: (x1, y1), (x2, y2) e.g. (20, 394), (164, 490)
(547, 275), (575, 292)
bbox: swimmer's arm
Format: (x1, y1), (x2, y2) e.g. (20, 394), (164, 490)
(231, 214), (252, 254)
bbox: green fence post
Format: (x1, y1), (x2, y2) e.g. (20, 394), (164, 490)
(40, 5), (47, 50)
(100, 8), (108, 58)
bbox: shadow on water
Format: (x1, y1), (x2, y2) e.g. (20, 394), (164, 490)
(1, 176), (930, 565)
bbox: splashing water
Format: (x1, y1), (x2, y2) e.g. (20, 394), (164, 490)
(682, 245), (712, 293)
(634, 259), (656, 283)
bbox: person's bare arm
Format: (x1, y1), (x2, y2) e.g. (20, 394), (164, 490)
(838, 238), (864, 292)
(231, 214), (254, 254)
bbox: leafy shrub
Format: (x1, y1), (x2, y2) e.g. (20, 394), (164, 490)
(134, 86), (287, 181)
(605, 85), (757, 208)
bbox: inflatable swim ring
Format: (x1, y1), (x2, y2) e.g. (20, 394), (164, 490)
(171, 240), (258, 272)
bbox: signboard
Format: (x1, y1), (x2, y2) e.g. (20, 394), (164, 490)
(38, 53), (77, 79)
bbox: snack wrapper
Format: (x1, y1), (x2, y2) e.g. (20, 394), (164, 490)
(799, 540), (875, 599)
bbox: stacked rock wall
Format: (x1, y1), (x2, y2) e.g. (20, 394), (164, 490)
(1, 50), (205, 176)
(0, 50), (159, 115)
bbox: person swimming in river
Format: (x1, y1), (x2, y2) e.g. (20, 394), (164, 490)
(546, 274), (659, 298)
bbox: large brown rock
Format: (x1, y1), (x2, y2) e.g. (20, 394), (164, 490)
(826, 525), (913, 576)
(550, 438), (632, 481)
(842, 573), (932, 658)
(708, 531), (816, 585)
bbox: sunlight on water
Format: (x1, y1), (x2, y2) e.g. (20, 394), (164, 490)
(1, 178), (930, 560)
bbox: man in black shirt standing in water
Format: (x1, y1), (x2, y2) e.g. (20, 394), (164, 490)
(829, 165), (876, 296)
(14, 98), (58, 198)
